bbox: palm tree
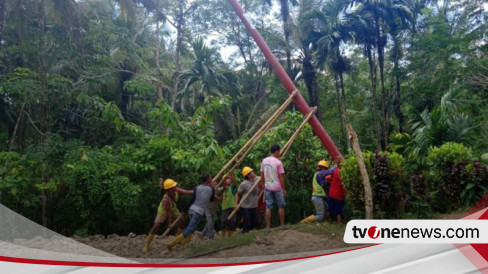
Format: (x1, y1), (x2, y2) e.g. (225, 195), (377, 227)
(348, 9), (382, 150)
(278, 0), (298, 75)
(408, 89), (476, 160)
(182, 37), (227, 109)
(351, 0), (417, 149)
(305, 0), (352, 148)
(297, 0), (320, 121)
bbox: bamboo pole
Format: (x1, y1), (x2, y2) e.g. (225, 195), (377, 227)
(280, 107), (317, 159)
(161, 214), (183, 237)
(227, 108), (318, 220)
(212, 90), (298, 183)
(214, 90), (298, 188)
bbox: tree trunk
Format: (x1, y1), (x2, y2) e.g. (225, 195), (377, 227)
(280, 0), (292, 75)
(339, 71), (351, 149)
(15, 0), (25, 67)
(0, 0), (5, 50)
(366, 46), (382, 151)
(347, 124), (373, 219)
(38, 0), (48, 228)
(377, 39), (388, 149)
(155, 20), (163, 100)
(171, 1), (184, 110)
(375, 16), (388, 150)
(392, 38), (404, 133)
(302, 45), (320, 121)
(334, 73), (345, 151)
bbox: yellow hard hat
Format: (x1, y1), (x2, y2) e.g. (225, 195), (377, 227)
(318, 160), (329, 168)
(242, 167), (253, 177)
(163, 179), (177, 190)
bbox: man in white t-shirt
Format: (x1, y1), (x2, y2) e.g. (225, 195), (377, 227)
(258, 144), (287, 231)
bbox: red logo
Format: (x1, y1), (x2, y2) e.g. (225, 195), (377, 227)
(368, 226), (380, 239)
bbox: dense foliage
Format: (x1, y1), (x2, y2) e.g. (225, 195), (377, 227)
(0, 0), (487, 235)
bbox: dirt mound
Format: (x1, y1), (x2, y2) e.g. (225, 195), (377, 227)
(73, 228), (357, 262)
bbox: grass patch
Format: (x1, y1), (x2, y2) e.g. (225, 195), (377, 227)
(296, 222), (346, 238)
(186, 232), (257, 257)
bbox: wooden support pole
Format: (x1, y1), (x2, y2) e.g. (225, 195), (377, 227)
(213, 90), (298, 183)
(162, 214), (183, 237)
(280, 107), (317, 159)
(227, 109), (318, 220)
(347, 124), (373, 219)
(227, 176), (261, 220)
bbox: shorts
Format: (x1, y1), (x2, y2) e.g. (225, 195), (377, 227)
(154, 212), (181, 223)
(328, 197), (344, 216)
(265, 189), (286, 209)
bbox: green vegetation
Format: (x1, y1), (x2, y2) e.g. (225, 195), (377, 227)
(0, 0), (487, 237)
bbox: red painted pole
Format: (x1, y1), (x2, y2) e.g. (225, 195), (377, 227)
(228, 0), (343, 162)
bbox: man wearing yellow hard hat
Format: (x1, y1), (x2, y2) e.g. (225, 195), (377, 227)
(142, 178), (193, 253)
(235, 166), (260, 233)
(300, 160), (336, 224)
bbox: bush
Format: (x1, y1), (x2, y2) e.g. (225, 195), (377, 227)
(341, 151), (408, 218)
(426, 142), (472, 212)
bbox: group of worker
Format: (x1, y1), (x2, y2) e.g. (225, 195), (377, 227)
(142, 144), (345, 253)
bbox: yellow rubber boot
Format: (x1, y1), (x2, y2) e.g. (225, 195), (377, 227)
(167, 234), (185, 252)
(142, 233), (155, 253)
(300, 215), (316, 224)
(221, 229), (227, 238)
(227, 230), (234, 237)
(183, 233), (193, 249)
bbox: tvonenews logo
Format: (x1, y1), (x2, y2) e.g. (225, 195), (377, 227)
(344, 220), (488, 244)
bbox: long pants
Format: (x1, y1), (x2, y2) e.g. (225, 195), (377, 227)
(312, 195), (328, 221)
(240, 207), (258, 233)
(183, 209), (203, 237)
(202, 209), (217, 239)
(221, 208), (236, 230)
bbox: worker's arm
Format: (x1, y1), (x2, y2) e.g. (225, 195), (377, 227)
(215, 188), (223, 201)
(279, 173), (286, 196)
(257, 175), (264, 188)
(235, 191), (241, 205)
(176, 187), (193, 195)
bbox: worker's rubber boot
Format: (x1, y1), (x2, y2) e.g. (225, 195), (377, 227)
(300, 215), (316, 224)
(167, 234), (185, 252)
(221, 229), (227, 238)
(177, 227), (184, 235)
(183, 233), (193, 249)
(227, 230), (234, 238)
(142, 233), (155, 253)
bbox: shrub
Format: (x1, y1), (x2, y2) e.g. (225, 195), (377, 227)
(426, 142), (472, 212)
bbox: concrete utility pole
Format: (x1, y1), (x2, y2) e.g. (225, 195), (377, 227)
(228, 0), (343, 162)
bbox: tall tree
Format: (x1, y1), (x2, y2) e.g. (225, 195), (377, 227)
(349, 9), (382, 150)
(297, 0), (320, 121)
(182, 37), (226, 108)
(352, 0), (417, 149)
(307, 0), (352, 147)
